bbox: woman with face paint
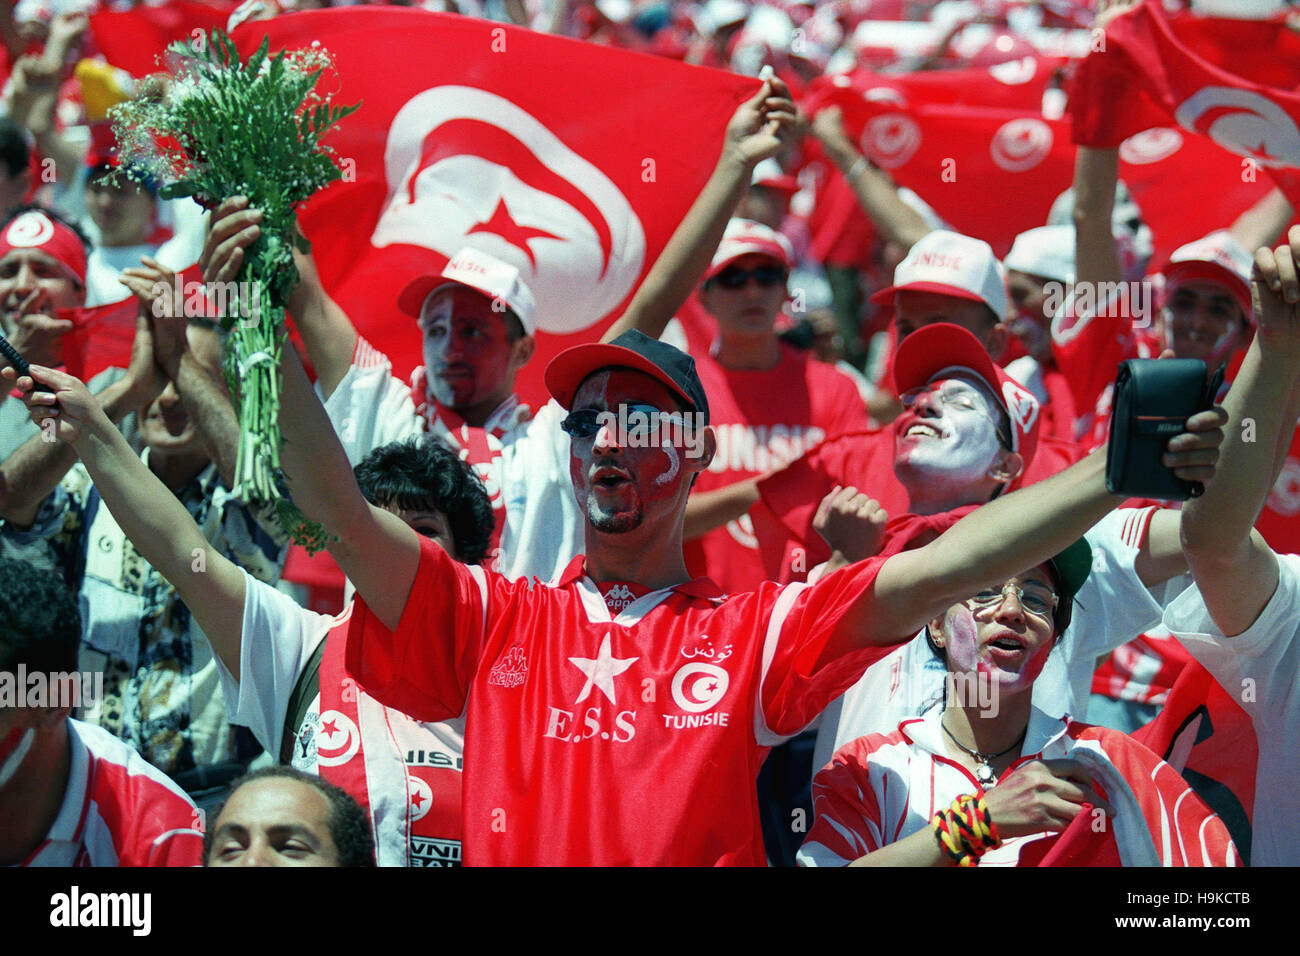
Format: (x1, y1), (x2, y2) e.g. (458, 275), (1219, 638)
(797, 541), (1241, 867)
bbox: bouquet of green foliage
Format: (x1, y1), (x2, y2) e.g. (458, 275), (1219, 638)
(110, 30), (358, 550)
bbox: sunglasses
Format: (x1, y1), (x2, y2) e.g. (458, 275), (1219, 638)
(709, 264), (787, 290)
(561, 403), (694, 440)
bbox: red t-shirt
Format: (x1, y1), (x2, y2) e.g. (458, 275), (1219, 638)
(687, 344), (870, 593)
(344, 537), (894, 866)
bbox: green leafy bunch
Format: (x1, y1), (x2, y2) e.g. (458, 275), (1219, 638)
(108, 30), (359, 551)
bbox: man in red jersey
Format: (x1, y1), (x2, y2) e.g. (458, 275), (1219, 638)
(0, 557), (202, 867)
(226, 313), (1224, 864)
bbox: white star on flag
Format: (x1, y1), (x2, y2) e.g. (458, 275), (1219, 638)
(568, 633), (638, 706)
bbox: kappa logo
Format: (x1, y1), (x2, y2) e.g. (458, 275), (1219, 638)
(372, 85), (646, 334)
(1268, 458), (1300, 517)
(604, 584), (636, 613)
(990, 118), (1053, 173)
(313, 710), (361, 768)
(1119, 127), (1184, 165)
(1174, 86), (1300, 168)
(1002, 380), (1040, 434)
(861, 113), (922, 169)
(488, 644), (528, 688)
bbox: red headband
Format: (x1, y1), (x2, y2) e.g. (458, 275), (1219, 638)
(0, 211), (87, 286)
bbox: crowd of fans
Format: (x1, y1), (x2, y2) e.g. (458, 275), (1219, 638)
(1, 0), (1298, 868)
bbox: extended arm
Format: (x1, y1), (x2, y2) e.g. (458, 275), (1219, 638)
(809, 106), (931, 253)
(683, 479), (760, 540)
(1179, 235), (1300, 635)
(601, 76), (797, 343)
(14, 365), (247, 679)
(277, 342), (419, 630)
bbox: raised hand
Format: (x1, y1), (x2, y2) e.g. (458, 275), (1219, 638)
(6, 362), (102, 445)
(813, 484), (889, 564)
(200, 196), (263, 285)
(724, 74), (798, 168)
(982, 758), (1112, 839)
(1251, 225), (1300, 357)
(120, 256), (189, 377)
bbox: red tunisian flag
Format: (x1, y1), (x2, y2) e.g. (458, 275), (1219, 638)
(90, 1), (240, 78)
(231, 9), (755, 407)
(1071, 1), (1300, 207)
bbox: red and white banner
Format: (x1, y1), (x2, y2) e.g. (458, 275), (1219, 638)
(90, 1), (241, 78)
(231, 8), (754, 407)
(1071, 1), (1300, 208)
(805, 62), (1272, 262)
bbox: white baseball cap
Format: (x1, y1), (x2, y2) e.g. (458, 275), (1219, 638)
(1163, 230), (1253, 321)
(398, 247), (538, 334)
(705, 218), (794, 280)
(871, 229), (1008, 318)
(1004, 225), (1076, 285)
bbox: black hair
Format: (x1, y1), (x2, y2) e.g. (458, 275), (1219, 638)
(0, 202), (93, 255)
(203, 766), (376, 867)
(0, 117), (31, 181)
(353, 436), (495, 565)
(0, 557), (81, 675)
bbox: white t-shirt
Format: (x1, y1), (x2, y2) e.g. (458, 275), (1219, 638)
(812, 507), (1165, 774)
(321, 344), (582, 584)
(1163, 551), (1300, 867)
(215, 570), (466, 867)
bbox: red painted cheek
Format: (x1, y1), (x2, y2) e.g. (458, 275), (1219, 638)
(641, 446), (682, 501)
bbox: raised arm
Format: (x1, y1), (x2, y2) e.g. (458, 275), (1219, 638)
(276, 341), (419, 630)
(601, 76), (798, 343)
(1179, 233), (1300, 635)
(200, 197), (358, 398)
(13, 364), (247, 679)
(845, 410), (1224, 651)
(808, 105), (931, 253)
(0, 312), (162, 526)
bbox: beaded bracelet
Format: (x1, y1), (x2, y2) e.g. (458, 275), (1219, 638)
(930, 793), (1002, 866)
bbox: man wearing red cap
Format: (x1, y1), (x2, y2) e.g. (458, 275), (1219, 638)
(215, 312), (1225, 864)
(200, 77), (801, 584)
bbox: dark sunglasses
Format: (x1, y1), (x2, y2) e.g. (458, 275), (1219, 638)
(710, 264), (787, 290)
(560, 404), (693, 440)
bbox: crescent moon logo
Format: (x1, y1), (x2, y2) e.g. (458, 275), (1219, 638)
(725, 513), (759, 550)
(670, 662), (730, 714)
(1174, 86), (1300, 168)
(313, 710), (361, 768)
(860, 113), (922, 169)
(1119, 128), (1184, 165)
(372, 86), (646, 335)
(5, 211), (55, 248)
(989, 118), (1053, 173)
(1002, 380), (1040, 434)
(988, 56), (1037, 85)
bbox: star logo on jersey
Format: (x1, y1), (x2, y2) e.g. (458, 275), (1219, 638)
(313, 710), (361, 768)
(408, 775), (433, 823)
(567, 633), (638, 705)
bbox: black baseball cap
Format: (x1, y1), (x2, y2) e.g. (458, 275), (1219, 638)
(545, 330), (710, 424)
(1047, 537), (1092, 601)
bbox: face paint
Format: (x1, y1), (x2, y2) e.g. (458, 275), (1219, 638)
(894, 376), (1005, 495)
(652, 441), (680, 487)
(942, 603), (988, 677)
(0, 726), (34, 789)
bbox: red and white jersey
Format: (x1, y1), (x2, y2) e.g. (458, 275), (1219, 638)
(321, 336), (582, 583)
(218, 573), (464, 867)
(799, 710), (1238, 867)
(1163, 552), (1300, 866)
(20, 720), (202, 867)
(686, 343), (870, 594)
(345, 536), (897, 866)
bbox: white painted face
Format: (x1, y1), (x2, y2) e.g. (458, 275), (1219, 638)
(893, 373), (1007, 494)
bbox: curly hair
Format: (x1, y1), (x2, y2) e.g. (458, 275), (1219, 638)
(203, 765), (376, 867)
(0, 557), (81, 675)
(354, 436), (495, 565)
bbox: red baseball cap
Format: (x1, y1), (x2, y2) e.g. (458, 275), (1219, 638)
(892, 322), (1041, 479)
(704, 218), (793, 281)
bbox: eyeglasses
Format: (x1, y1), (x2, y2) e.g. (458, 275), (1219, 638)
(900, 381), (1012, 449)
(560, 403), (694, 440)
(965, 582), (1058, 619)
(710, 264), (787, 290)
